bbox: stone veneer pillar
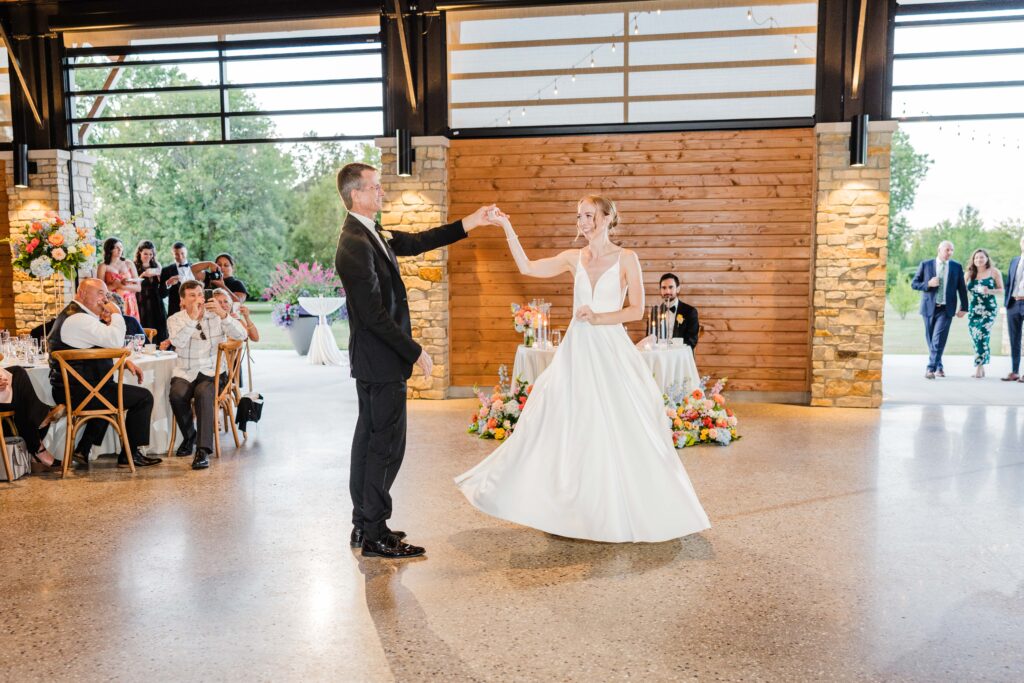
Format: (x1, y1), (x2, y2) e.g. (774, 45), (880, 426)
(376, 136), (451, 399)
(810, 121), (896, 408)
(2, 149), (98, 334)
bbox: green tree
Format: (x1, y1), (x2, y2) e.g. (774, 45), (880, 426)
(887, 130), (932, 291)
(285, 141), (380, 266)
(81, 64), (301, 294)
(887, 273), (917, 320)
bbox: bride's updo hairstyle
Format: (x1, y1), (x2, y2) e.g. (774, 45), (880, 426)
(576, 195), (619, 240)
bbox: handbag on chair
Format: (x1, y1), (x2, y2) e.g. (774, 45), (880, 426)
(235, 341), (263, 433)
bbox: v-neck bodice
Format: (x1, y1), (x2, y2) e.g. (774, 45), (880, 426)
(574, 252), (626, 314)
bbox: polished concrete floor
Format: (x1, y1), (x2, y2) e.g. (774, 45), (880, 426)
(2, 351), (1022, 682)
(884, 354), (1024, 406)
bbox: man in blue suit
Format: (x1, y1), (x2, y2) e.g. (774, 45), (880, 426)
(911, 240), (969, 379)
(1001, 235), (1024, 382)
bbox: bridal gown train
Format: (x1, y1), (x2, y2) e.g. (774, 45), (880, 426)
(455, 254), (710, 543)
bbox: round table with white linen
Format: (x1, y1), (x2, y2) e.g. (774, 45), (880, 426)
(3, 351), (178, 459)
(299, 296), (345, 366)
(512, 339), (700, 393)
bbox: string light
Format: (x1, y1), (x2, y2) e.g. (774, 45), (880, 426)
(571, 73), (576, 82)
(506, 113), (512, 125)
(793, 38), (799, 54)
(521, 106), (526, 116)
(553, 83), (558, 95)
(747, 7), (815, 55)
(611, 42), (616, 53)
(590, 55), (596, 67)
(747, 9), (753, 20)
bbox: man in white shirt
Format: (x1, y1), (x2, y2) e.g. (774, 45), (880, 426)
(166, 280), (247, 470)
(47, 278), (160, 469)
(1002, 235), (1024, 381)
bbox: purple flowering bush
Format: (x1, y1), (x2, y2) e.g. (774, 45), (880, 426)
(262, 261), (346, 328)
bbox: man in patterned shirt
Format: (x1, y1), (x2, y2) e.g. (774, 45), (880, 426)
(166, 281), (247, 470)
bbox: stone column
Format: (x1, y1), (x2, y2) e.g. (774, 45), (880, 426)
(2, 149), (98, 334)
(376, 136), (451, 399)
(810, 121), (896, 408)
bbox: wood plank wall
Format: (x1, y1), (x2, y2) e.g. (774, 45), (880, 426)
(447, 128), (815, 394)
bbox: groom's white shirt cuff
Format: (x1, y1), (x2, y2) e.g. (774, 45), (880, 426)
(349, 211), (389, 253)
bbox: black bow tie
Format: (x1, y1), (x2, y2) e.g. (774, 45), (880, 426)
(667, 304), (677, 312)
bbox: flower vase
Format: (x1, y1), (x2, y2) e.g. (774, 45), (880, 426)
(523, 329), (535, 348)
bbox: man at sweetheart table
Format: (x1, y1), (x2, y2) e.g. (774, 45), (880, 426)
(333, 161), (497, 560)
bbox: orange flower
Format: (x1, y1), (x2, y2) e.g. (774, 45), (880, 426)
(47, 233), (65, 247)
(713, 394), (725, 405)
(692, 389), (703, 399)
(30, 221), (42, 233)
(486, 418), (497, 430)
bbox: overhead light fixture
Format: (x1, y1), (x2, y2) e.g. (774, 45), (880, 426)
(396, 128), (414, 177)
(13, 143), (31, 188)
(850, 114), (869, 167)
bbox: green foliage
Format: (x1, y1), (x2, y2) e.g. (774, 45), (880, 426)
(906, 205), (1022, 274)
(887, 273), (918, 320)
(85, 63), (377, 295)
(887, 130), (932, 291)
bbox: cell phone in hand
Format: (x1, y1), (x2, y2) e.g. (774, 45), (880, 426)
(204, 289), (214, 302)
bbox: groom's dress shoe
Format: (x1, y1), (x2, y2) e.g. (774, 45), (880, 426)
(361, 534), (425, 559)
(350, 527), (407, 548)
(117, 451), (162, 468)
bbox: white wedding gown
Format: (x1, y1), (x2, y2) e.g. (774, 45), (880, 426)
(455, 254), (710, 543)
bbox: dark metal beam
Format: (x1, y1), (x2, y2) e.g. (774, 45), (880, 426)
(450, 117), (815, 139)
(895, 0), (1024, 13)
(893, 80), (1024, 91)
(894, 47), (1024, 60)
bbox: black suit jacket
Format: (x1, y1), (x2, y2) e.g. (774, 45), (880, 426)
(664, 300), (699, 349)
(335, 214), (467, 382)
(158, 263), (190, 315)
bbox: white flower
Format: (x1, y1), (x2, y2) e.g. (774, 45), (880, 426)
(379, 230), (394, 241)
(59, 224), (79, 247)
(29, 256), (53, 279)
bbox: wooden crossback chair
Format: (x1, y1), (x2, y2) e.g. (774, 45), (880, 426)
(0, 353), (17, 482)
(143, 328), (158, 343)
(167, 339), (244, 459)
(50, 348), (135, 477)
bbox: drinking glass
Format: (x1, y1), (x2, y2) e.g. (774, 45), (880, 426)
(133, 334), (146, 352)
(553, 330), (561, 347)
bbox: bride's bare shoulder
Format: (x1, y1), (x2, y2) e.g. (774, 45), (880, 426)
(562, 248), (583, 271)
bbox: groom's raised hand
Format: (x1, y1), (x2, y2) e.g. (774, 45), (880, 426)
(462, 205), (500, 232)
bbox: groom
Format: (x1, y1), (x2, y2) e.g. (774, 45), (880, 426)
(334, 162), (494, 559)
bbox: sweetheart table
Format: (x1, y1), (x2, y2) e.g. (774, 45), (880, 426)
(513, 339), (700, 393)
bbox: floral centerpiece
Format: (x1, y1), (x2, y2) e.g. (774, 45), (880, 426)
(467, 365), (532, 441)
(6, 214), (98, 280)
(511, 302), (541, 347)
(664, 377), (740, 448)
(262, 261), (346, 329)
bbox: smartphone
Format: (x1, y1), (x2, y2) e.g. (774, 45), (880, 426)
(203, 289), (214, 302)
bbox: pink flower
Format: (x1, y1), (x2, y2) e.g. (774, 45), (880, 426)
(708, 428), (718, 439)
(27, 238), (40, 252)
(51, 247), (66, 261)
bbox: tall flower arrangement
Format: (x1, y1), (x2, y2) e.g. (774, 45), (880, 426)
(262, 261), (346, 328)
(6, 214), (98, 280)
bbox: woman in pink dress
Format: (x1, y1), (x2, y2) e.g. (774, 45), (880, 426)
(97, 237), (141, 319)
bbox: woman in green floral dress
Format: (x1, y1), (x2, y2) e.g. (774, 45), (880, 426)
(965, 249), (1004, 378)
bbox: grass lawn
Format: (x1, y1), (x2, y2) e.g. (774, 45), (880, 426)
(245, 301), (349, 351)
(883, 302), (1007, 356)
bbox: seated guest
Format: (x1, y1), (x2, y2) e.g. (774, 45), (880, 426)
(109, 292), (146, 338)
(211, 288), (260, 342)
(159, 241), (215, 316)
(659, 273), (700, 349)
(207, 253), (248, 303)
(0, 365), (64, 468)
(167, 281), (247, 470)
(47, 278), (161, 469)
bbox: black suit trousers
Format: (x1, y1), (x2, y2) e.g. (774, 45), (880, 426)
(70, 383), (153, 455)
(351, 379), (407, 542)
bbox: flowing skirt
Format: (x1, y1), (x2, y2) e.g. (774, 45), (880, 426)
(455, 320), (710, 543)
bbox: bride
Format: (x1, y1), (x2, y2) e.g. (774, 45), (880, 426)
(455, 196), (710, 543)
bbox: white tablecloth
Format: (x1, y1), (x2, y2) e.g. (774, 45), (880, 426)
(512, 340), (700, 393)
(6, 352), (178, 459)
(299, 296), (345, 366)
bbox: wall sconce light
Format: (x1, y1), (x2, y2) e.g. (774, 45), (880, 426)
(396, 129), (415, 177)
(850, 114), (869, 167)
(13, 143), (36, 188)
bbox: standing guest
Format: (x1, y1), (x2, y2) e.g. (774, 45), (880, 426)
(166, 281), (247, 470)
(97, 237), (141, 319)
(965, 249), (1004, 378)
(0, 365), (64, 468)
(134, 240), (168, 342)
(911, 240), (969, 379)
(46, 278), (161, 469)
(109, 293), (147, 338)
(334, 161), (495, 559)
(159, 242), (214, 316)
(206, 253), (248, 303)
(1003, 235), (1024, 382)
